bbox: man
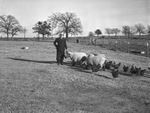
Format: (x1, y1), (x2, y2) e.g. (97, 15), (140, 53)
(53, 33), (67, 65)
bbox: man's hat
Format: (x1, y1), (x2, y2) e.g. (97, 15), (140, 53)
(59, 33), (64, 37)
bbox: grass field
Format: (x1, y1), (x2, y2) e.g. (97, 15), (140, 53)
(0, 41), (150, 113)
(70, 37), (150, 57)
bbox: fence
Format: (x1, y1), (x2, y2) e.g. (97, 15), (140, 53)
(0, 36), (150, 57)
(0, 37), (54, 42)
(68, 37), (150, 57)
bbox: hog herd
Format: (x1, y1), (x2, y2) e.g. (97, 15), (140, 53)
(65, 50), (149, 78)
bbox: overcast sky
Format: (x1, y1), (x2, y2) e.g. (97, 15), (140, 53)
(0, 0), (149, 37)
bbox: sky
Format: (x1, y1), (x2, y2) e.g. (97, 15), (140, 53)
(0, 0), (149, 37)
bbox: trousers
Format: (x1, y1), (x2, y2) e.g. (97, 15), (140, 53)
(56, 50), (65, 65)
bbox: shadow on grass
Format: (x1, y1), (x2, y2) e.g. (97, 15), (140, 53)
(7, 57), (112, 79)
(7, 57), (57, 64)
(94, 73), (112, 79)
(119, 71), (132, 77)
(68, 64), (112, 79)
(8, 57), (72, 66)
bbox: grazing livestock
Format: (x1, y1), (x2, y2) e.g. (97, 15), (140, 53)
(112, 62), (121, 69)
(132, 67), (141, 75)
(123, 65), (129, 72)
(135, 68), (146, 76)
(130, 64), (137, 75)
(82, 53), (106, 72)
(104, 60), (113, 70)
(136, 68), (147, 76)
(130, 64), (146, 76)
(65, 51), (87, 66)
(139, 69), (146, 76)
(105, 61), (121, 70)
(136, 67), (142, 76)
(112, 69), (119, 78)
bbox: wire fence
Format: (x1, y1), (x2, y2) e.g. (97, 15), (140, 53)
(0, 36), (150, 57)
(68, 37), (150, 57)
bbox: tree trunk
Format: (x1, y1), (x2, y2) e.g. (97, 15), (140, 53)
(7, 32), (9, 41)
(11, 34), (14, 41)
(65, 28), (69, 40)
(37, 33), (40, 41)
(42, 34), (45, 40)
(127, 34), (129, 38)
(24, 33), (26, 41)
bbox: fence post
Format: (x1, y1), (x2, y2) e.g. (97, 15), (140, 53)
(95, 39), (97, 46)
(127, 42), (130, 53)
(115, 41), (117, 50)
(146, 42), (149, 57)
(33, 36), (35, 45)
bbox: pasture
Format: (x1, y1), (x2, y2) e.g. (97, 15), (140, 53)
(70, 36), (150, 57)
(0, 40), (150, 113)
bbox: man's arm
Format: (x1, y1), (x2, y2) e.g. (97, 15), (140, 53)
(53, 38), (58, 48)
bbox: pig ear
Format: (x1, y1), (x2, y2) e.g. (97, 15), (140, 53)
(81, 56), (87, 62)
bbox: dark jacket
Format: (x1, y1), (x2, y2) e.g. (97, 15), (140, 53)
(53, 37), (67, 52)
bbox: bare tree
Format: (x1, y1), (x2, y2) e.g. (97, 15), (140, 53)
(88, 31), (94, 37)
(105, 28), (112, 36)
(147, 25), (150, 35)
(122, 25), (130, 38)
(129, 26), (136, 38)
(32, 21), (51, 40)
(134, 23), (145, 36)
(10, 25), (23, 40)
(112, 28), (120, 36)
(22, 27), (27, 40)
(48, 12), (83, 39)
(0, 15), (23, 40)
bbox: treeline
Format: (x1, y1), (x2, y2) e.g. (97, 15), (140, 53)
(89, 24), (150, 38)
(0, 14), (150, 40)
(0, 12), (83, 40)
